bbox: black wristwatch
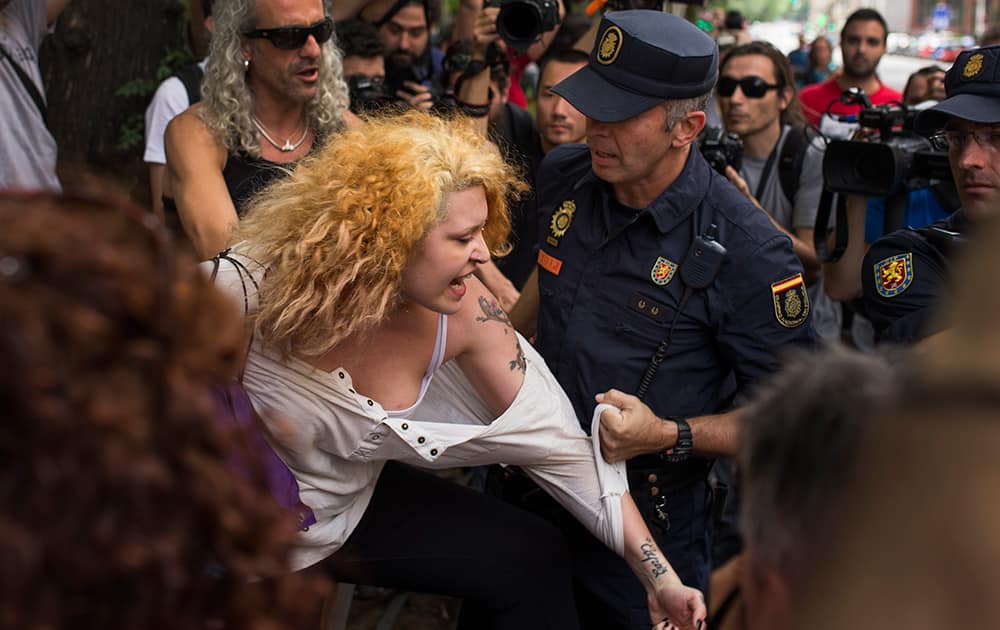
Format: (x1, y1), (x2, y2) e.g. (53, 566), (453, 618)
(661, 417), (693, 463)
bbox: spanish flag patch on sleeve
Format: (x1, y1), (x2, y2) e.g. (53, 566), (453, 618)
(770, 273), (809, 328)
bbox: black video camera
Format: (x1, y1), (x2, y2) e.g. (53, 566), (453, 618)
(699, 127), (743, 175)
(485, 0), (560, 52)
(821, 90), (951, 197)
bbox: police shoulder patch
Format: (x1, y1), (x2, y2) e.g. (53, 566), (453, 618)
(874, 252), (913, 298)
(770, 273), (809, 328)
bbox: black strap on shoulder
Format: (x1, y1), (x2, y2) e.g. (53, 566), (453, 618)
(172, 61), (205, 105)
(813, 188), (848, 262)
(777, 124), (807, 205)
(0, 43), (47, 124)
(754, 144), (781, 202)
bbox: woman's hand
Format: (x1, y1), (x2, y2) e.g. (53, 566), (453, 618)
(648, 582), (707, 630)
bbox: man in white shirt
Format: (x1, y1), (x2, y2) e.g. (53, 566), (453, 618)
(0, 0), (70, 191)
(144, 0), (214, 219)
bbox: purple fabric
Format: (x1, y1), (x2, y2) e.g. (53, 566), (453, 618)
(212, 383), (317, 530)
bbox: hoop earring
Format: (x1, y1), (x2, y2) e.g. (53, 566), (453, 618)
(244, 59), (250, 71)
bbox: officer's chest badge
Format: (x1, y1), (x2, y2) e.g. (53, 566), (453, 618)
(875, 252), (913, 298)
(650, 256), (678, 286)
(547, 200), (576, 246)
(770, 273), (809, 328)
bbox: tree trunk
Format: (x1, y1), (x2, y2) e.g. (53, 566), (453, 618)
(39, 0), (191, 203)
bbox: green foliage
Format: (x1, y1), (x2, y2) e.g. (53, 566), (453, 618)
(114, 78), (158, 99)
(116, 112), (146, 152)
(113, 12), (194, 154)
(726, 0), (789, 23)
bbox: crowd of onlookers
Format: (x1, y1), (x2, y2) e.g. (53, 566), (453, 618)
(5, 0), (1000, 627)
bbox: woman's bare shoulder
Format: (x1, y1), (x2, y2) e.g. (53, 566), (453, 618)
(448, 275), (519, 357)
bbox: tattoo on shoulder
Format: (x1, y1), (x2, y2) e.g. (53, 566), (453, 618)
(509, 339), (527, 373)
(639, 539), (670, 579)
(475, 296), (510, 332)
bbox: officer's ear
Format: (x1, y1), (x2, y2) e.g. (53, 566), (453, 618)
(667, 108), (706, 148)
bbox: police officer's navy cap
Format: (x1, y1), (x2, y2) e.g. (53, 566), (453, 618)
(915, 44), (1000, 132)
(551, 10), (718, 123)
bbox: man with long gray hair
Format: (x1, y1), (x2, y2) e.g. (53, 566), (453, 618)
(164, 0), (357, 260)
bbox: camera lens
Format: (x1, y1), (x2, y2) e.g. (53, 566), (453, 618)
(494, 0), (559, 51)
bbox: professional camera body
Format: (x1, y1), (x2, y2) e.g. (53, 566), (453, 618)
(822, 92), (951, 197)
(485, 0), (560, 52)
(699, 127), (743, 175)
(346, 74), (396, 114)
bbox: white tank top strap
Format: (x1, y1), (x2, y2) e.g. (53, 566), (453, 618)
(385, 313), (448, 418)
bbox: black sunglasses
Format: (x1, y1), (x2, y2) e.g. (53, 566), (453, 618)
(244, 16), (334, 50)
(717, 75), (781, 98)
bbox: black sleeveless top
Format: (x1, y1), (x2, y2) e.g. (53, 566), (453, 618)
(162, 152), (295, 239)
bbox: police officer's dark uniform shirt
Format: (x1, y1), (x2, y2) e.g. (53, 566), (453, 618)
(862, 210), (967, 345)
(533, 142), (816, 596)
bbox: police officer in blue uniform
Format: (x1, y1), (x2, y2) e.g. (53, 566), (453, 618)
(862, 44), (1000, 346)
(508, 11), (816, 628)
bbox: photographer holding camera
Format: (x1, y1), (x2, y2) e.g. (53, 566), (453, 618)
(715, 41), (841, 343)
(452, 0), (564, 109)
(798, 9), (901, 134)
(860, 45), (1000, 346)
(335, 19), (394, 114)
(368, 0), (442, 110)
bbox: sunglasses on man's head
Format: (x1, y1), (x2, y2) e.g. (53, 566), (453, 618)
(716, 75), (781, 99)
(244, 16), (334, 50)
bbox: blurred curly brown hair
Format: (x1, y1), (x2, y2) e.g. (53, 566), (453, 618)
(0, 193), (328, 629)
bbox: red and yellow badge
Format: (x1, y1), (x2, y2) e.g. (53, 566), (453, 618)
(650, 256), (678, 286)
(770, 273), (809, 328)
(874, 252), (913, 298)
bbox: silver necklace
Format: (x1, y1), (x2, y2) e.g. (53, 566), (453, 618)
(251, 114), (308, 152)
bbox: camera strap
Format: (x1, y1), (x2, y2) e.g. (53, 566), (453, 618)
(813, 188), (848, 262)
(0, 43), (47, 125)
(753, 144), (780, 201)
(883, 190), (908, 236)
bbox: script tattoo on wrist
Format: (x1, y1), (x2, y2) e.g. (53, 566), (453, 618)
(475, 296), (510, 332)
(640, 540), (670, 579)
(509, 340), (527, 373)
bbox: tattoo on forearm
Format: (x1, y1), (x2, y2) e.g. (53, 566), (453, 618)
(510, 340), (527, 373)
(475, 296), (510, 332)
(640, 540), (670, 579)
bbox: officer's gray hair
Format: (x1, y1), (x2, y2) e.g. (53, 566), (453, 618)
(199, 0), (350, 157)
(664, 92), (712, 131)
(739, 346), (900, 578)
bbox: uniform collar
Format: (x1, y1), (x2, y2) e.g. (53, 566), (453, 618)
(572, 146), (713, 235)
(646, 148), (712, 234)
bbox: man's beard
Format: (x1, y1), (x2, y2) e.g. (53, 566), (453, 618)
(842, 57), (877, 80)
(386, 48), (425, 75)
